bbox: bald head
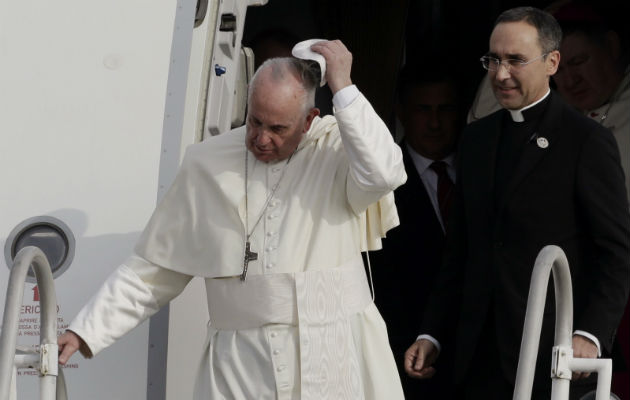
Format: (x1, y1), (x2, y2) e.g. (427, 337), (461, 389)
(248, 57), (319, 114)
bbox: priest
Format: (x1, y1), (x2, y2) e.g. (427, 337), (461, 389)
(57, 39), (406, 399)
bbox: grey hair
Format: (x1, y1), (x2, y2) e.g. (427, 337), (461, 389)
(495, 6), (562, 53)
(248, 57), (319, 113)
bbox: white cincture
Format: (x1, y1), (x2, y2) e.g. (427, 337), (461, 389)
(205, 256), (373, 400)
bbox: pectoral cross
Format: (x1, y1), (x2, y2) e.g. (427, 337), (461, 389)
(240, 241), (258, 281)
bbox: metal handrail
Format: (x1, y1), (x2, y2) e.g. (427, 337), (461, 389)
(0, 246), (67, 400)
(513, 245), (612, 400)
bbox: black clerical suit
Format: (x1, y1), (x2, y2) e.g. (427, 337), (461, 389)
(421, 91), (630, 399)
(372, 146), (453, 399)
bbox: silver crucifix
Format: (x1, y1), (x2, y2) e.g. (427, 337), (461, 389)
(240, 241), (258, 281)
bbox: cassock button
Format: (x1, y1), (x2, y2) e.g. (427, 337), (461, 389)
(536, 137), (549, 149)
(273, 349), (281, 355)
(270, 332), (278, 338)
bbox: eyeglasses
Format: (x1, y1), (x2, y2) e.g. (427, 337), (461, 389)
(480, 53), (549, 72)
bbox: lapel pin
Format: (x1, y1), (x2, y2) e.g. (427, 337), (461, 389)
(536, 137), (549, 149)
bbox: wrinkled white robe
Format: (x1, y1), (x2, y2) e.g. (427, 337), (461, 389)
(69, 92), (407, 399)
(585, 67), (629, 201)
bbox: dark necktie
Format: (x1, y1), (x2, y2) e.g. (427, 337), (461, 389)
(429, 161), (454, 226)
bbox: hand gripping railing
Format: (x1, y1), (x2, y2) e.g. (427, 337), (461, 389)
(513, 245), (612, 400)
(0, 246), (67, 400)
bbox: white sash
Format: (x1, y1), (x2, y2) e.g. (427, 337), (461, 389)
(205, 256), (373, 399)
(204, 256), (371, 330)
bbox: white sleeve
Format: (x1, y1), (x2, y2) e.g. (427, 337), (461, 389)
(334, 92), (407, 213)
(416, 334), (442, 354)
(573, 330), (602, 357)
(332, 84), (360, 110)
(68, 254), (193, 357)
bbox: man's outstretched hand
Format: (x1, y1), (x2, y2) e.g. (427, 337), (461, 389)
(57, 330), (82, 365)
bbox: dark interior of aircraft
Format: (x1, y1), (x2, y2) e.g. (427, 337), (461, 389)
(243, 0), (625, 129)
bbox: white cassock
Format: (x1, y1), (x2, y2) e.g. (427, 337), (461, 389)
(584, 67), (630, 201)
(68, 87), (407, 399)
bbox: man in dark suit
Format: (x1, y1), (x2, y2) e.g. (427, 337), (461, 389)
(404, 7), (630, 400)
(371, 62), (461, 398)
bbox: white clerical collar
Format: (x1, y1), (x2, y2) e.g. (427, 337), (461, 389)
(508, 89), (551, 122)
(406, 142), (455, 175)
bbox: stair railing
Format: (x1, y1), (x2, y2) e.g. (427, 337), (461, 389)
(513, 245), (612, 400)
(0, 246), (67, 400)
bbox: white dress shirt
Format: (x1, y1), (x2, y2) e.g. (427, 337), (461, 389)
(406, 143), (455, 232)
